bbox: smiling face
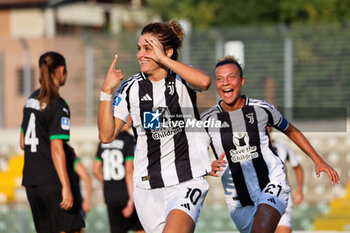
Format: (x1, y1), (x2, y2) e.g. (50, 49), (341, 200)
(215, 63), (245, 111)
(137, 33), (165, 78)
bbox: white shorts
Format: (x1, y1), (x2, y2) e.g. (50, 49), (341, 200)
(226, 178), (290, 233)
(133, 177), (209, 233)
(278, 192), (293, 227)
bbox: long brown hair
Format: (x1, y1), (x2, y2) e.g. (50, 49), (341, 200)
(141, 19), (184, 61)
(38, 51), (66, 111)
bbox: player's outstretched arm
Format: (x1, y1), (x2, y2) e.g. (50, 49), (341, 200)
(284, 123), (339, 185)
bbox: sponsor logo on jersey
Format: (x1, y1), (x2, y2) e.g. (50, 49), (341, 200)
(141, 94), (152, 101)
(229, 132), (258, 163)
(144, 107), (183, 140)
(113, 96), (122, 106)
(180, 203), (191, 211)
(221, 121), (230, 128)
(144, 107), (223, 139)
(61, 117), (70, 130)
(267, 197), (276, 204)
(143, 110), (161, 129)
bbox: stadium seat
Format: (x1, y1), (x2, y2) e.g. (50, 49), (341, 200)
(312, 182), (350, 231)
(0, 154), (24, 203)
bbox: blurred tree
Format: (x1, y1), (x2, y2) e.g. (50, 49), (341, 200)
(146, 0), (350, 28)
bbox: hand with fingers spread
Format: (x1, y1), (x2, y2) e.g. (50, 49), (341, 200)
(101, 54), (124, 94)
(209, 152), (227, 177)
(315, 159), (340, 185)
(145, 36), (168, 63)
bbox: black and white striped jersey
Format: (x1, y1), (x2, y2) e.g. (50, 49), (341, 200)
(113, 71), (211, 189)
(201, 97), (289, 207)
(273, 141), (299, 167)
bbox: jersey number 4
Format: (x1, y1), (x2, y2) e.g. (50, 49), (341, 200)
(24, 113), (39, 153)
(101, 149), (125, 181)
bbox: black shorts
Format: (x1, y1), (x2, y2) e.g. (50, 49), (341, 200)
(106, 200), (143, 233)
(25, 184), (85, 233)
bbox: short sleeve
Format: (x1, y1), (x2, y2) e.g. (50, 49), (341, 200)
(200, 109), (216, 146)
(49, 100), (70, 141)
(112, 80), (131, 123)
(73, 157), (80, 171)
(95, 142), (103, 161)
(265, 104), (289, 132)
(124, 136), (135, 160)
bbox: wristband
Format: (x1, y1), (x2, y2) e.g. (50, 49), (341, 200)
(100, 91), (113, 101)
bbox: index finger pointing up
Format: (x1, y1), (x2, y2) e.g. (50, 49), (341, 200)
(109, 54), (118, 70)
(219, 152), (225, 160)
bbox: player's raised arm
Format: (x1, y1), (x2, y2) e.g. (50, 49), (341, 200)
(145, 36), (211, 91)
(98, 55), (125, 143)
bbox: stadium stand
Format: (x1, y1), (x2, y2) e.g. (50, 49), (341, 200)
(0, 124), (349, 232)
(0, 154), (25, 204)
(313, 182), (350, 231)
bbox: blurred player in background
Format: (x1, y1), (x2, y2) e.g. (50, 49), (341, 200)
(267, 126), (304, 233)
(93, 116), (144, 233)
(65, 145), (92, 232)
(20, 51), (85, 233)
(73, 157), (92, 215)
(204, 56), (339, 233)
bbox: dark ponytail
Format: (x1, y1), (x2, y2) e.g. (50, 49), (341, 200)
(38, 51), (66, 111)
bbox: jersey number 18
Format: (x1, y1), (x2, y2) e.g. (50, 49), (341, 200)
(102, 149), (125, 181)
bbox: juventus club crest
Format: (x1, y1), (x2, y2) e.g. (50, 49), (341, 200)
(245, 113), (254, 124)
(167, 81), (175, 95)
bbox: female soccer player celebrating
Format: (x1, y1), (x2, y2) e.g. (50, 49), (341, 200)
(201, 56), (339, 233)
(98, 19), (212, 233)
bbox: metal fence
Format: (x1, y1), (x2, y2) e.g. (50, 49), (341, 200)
(76, 22), (350, 125)
(2, 22), (349, 127)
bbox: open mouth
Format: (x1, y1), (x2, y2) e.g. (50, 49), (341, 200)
(222, 89), (233, 98)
